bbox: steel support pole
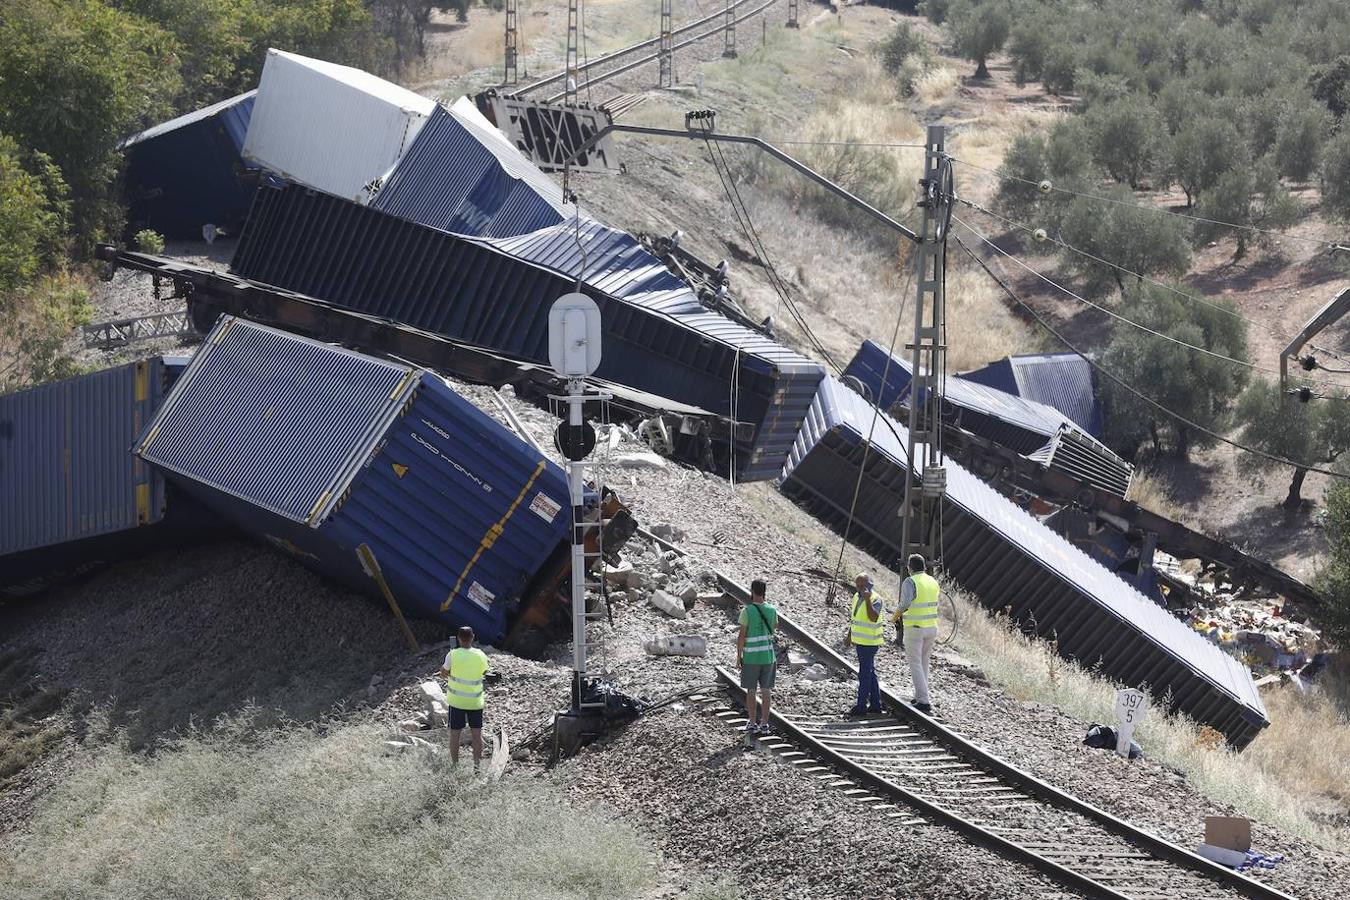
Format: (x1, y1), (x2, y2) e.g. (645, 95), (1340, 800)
(565, 0), (580, 102)
(659, 0), (674, 86)
(567, 377), (589, 708)
(900, 125), (949, 565)
(504, 0), (520, 85)
(787, 0), (799, 28)
(722, 0), (737, 57)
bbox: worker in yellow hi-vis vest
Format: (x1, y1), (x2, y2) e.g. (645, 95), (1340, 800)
(437, 625), (491, 770)
(847, 573), (885, 718)
(894, 554), (940, 714)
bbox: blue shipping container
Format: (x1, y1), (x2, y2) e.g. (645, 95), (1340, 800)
(778, 376), (1266, 747)
(961, 352), (1104, 437)
(135, 317), (572, 641)
(232, 183), (824, 480)
(372, 101), (573, 238)
(121, 90), (257, 238)
(1, 358), (225, 598)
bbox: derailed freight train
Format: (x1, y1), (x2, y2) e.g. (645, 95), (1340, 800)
(133, 317), (579, 646)
(777, 376), (1268, 748)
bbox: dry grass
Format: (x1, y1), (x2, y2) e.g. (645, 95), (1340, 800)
(0, 716), (659, 899)
(913, 64), (959, 105)
(0, 649), (66, 789)
(952, 592), (1350, 848)
(944, 258), (1042, 371)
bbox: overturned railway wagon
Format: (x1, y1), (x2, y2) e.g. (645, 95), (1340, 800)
(843, 340), (1132, 498)
(778, 377), (1267, 747)
(0, 358), (225, 598)
(134, 317), (572, 643)
(231, 183), (823, 480)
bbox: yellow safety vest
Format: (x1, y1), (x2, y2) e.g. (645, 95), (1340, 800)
(850, 592), (884, 646)
(903, 573), (940, 629)
(445, 647), (489, 711)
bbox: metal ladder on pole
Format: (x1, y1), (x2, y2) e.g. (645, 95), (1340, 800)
(504, 0), (519, 85)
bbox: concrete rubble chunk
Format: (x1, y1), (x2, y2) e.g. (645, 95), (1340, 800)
(677, 582), (698, 608)
(800, 664), (832, 681)
(604, 558), (633, 585)
(421, 681), (449, 727)
(699, 591), (735, 608)
(644, 634), (708, 657)
(626, 570), (643, 590)
(399, 718), (425, 733)
(648, 589), (687, 619)
(613, 451), (668, 469)
(650, 523), (675, 540)
(786, 650), (813, 672)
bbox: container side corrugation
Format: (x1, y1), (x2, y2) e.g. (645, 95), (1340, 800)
(242, 49), (436, 202)
(962, 352), (1104, 437)
(135, 318), (571, 640)
(230, 184), (824, 479)
(1, 359), (166, 556)
(138, 319), (413, 522)
(778, 376), (1266, 746)
(121, 91), (259, 237)
(371, 104), (572, 238)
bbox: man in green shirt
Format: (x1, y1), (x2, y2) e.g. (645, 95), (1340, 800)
(737, 579), (778, 740)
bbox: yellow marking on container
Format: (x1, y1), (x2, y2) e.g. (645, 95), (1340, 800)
(138, 423), (162, 453)
(389, 370), (418, 402)
(392, 462), (409, 478)
(306, 489), (332, 526)
(442, 459), (547, 613)
(136, 483), (150, 524)
(134, 360), (149, 402)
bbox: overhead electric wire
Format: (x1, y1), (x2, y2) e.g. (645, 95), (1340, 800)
(954, 215), (1350, 391)
(699, 132), (841, 372)
(953, 233), (1350, 479)
(956, 197), (1272, 332)
(946, 154), (1349, 253)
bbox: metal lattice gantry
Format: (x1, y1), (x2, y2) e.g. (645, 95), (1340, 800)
(659, 0), (674, 87)
(565, 0), (580, 101)
(900, 124), (952, 564)
(504, 0), (519, 85)
(787, 0), (799, 28)
(82, 309), (195, 350)
(722, 0), (737, 57)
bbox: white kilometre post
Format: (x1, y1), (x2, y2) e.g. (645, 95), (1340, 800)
(549, 293), (602, 710)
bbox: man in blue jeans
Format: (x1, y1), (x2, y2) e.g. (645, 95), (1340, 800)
(847, 573), (885, 717)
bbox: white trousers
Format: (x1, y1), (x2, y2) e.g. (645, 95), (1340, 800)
(905, 626), (938, 705)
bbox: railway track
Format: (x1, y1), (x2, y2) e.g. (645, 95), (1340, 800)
(510, 0), (781, 104)
(635, 527), (1295, 900)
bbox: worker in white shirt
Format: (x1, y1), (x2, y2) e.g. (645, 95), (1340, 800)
(893, 554), (940, 714)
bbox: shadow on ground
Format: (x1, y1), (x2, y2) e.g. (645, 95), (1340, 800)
(0, 541), (445, 750)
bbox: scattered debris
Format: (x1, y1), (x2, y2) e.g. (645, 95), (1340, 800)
(647, 589), (687, 619)
(644, 635), (708, 657)
(799, 664), (833, 681)
(699, 591), (735, 608)
(1082, 723), (1142, 760)
(786, 650), (813, 672)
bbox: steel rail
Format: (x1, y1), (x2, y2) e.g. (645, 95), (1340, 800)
(537, 0), (780, 104)
(510, 0), (773, 98)
(636, 526), (1296, 900)
(715, 668), (1136, 900)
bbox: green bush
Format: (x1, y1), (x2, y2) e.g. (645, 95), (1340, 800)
(1318, 483), (1350, 650)
(134, 228), (166, 254)
(877, 23), (929, 76)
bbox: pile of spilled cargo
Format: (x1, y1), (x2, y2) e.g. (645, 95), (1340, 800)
(4, 46), (1329, 748)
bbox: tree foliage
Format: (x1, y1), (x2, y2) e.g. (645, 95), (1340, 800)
(1085, 97), (1166, 189)
(1055, 186), (1192, 297)
(0, 0), (181, 249)
(1321, 130), (1350, 223)
(0, 135), (70, 298)
(1317, 482), (1350, 650)
(946, 0), (1011, 79)
(1236, 378), (1350, 508)
(1101, 285), (1250, 460)
(1192, 158), (1301, 260)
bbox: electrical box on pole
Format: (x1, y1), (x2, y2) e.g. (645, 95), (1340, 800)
(548, 293), (604, 712)
(900, 125), (952, 567)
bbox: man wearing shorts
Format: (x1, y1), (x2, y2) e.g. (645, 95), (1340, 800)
(737, 579), (778, 743)
(438, 625), (491, 769)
